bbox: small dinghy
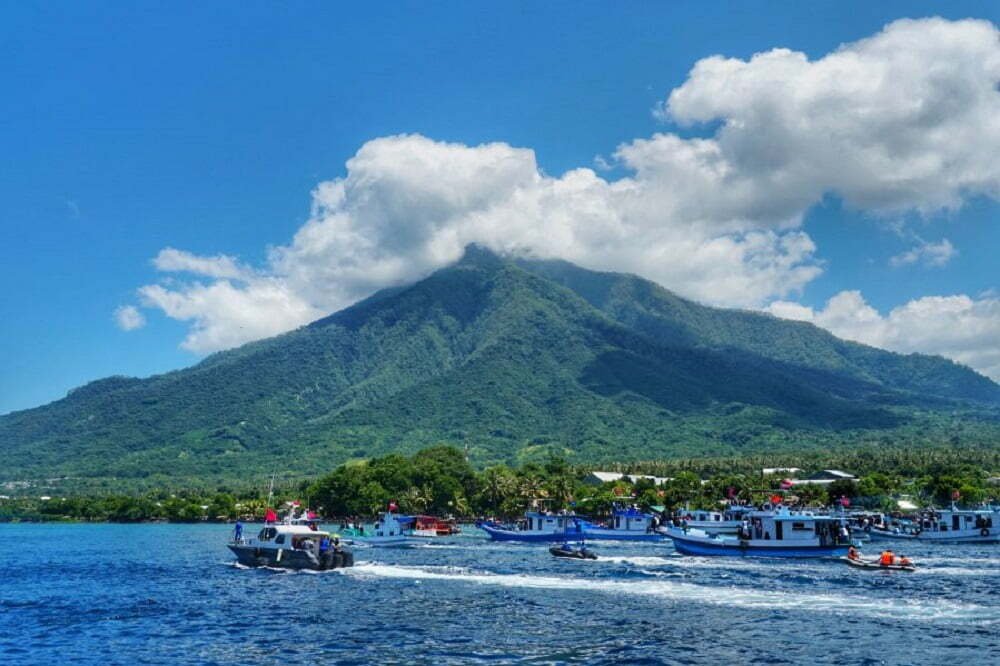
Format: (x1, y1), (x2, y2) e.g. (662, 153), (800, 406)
(549, 543), (597, 560)
(845, 557), (915, 572)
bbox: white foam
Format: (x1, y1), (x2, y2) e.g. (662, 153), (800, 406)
(918, 567), (1000, 577)
(597, 555), (678, 567)
(342, 563), (998, 624)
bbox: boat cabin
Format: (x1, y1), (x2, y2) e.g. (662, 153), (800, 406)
(916, 508), (996, 534)
(373, 512), (406, 538)
(743, 508), (848, 545)
(245, 523), (333, 553)
(523, 511), (580, 533)
(611, 507), (654, 532)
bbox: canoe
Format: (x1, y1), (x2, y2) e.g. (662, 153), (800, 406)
(845, 557), (915, 572)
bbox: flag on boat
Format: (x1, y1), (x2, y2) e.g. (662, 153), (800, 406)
(388, 501), (398, 512)
(779, 479), (794, 490)
(952, 489), (961, 501)
(264, 508), (277, 522)
(840, 496), (851, 507)
(306, 510), (317, 519)
(726, 486), (736, 499)
(770, 494), (783, 505)
(292, 500), (301, 507)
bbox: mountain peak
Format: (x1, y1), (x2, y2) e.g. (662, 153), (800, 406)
(455, 243), (505, 267)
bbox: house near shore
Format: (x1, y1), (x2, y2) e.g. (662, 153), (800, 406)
(789, 470), (857, 486)
(762, 467), (802, 476)
(583, 471), (671, 486)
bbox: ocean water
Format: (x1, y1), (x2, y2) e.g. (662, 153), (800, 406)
(1, 524), (998, 665)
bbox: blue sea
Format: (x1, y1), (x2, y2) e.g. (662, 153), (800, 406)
(1, 524), (998, 665)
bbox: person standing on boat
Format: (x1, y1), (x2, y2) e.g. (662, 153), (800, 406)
(233, 521), (243, 543)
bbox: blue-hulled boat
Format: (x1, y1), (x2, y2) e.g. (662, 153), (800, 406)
(579, 507), (667, 542)
(664, 507), (851, 558)
(479, 511), (584, 542)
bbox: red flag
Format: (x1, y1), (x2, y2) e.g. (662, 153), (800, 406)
(951, 489), (961, 501)
(770, 494), (783, 505)
(264, 508), (277, 522)
(306, 510), (317, 519)
(292, 500), (301, 507)
(839, 496), (851, 508)
(779, 479), (794, 490)
(388, 501), (398, 512)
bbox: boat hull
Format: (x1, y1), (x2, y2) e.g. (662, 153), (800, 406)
(228, 544), (354, 570)
(350, 536), (417, 547)
(868, 529), (1000, 544)
(668, 532), (849, 558)
(582, 529), (666, 542)
(480, 524), (583, 542)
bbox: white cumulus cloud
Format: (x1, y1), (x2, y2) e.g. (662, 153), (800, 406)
(767, 291), (1000, 381)
(114, 305), (146, 331)
(131, 17), (1000, 369)
(889, 237), (957, 268)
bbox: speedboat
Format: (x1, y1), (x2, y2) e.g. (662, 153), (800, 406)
(479, 511), (584, 542)
(663, 506), (852, 558)
(228, 517), (353, 570)
(579, 507), (667, 542)
(549, 543), (597, 560)
(868, 506), (999, 544)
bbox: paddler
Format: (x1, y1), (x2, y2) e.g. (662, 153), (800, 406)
(847, 545), (861, 561)
(879, 549), (894, 566)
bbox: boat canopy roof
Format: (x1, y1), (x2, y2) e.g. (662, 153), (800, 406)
(267, 524), (332, 536)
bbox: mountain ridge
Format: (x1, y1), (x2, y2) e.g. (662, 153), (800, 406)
(2, 246), (997, 489)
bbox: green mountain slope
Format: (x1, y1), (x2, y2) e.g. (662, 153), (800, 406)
(2, 246), (997, 488)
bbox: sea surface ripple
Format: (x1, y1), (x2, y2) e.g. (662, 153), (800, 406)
(1, 524), (998, 665)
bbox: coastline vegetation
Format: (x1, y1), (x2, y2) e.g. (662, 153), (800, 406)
(2, 445), (997, 523)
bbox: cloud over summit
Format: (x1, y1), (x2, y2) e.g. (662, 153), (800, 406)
(126, 18), (1000, 380)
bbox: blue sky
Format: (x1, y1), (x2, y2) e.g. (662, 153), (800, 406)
(2, 1), (999, 414)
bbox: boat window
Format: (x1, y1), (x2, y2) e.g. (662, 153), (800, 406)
(775, 522), (783, 540)
(257, 527), (277, 541)
(275, 534), (285, 545)
(791, 522), (811, 531)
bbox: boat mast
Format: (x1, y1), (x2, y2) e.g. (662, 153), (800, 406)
(265, 472), (275, 525)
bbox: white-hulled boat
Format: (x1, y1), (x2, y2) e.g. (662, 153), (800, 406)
(228, 517), (354, 570)
(350, 511), (417, 547)
(660, 505), (753, 536)
(663, 506), (852, 558)
(869, 506), (999, 544)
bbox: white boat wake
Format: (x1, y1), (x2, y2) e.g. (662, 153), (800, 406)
(342, 562), (999, 624)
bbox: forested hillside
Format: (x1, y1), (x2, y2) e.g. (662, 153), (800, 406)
(2, 246), (997, 491)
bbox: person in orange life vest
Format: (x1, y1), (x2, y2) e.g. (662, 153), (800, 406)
(879, 550), (895, 566)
